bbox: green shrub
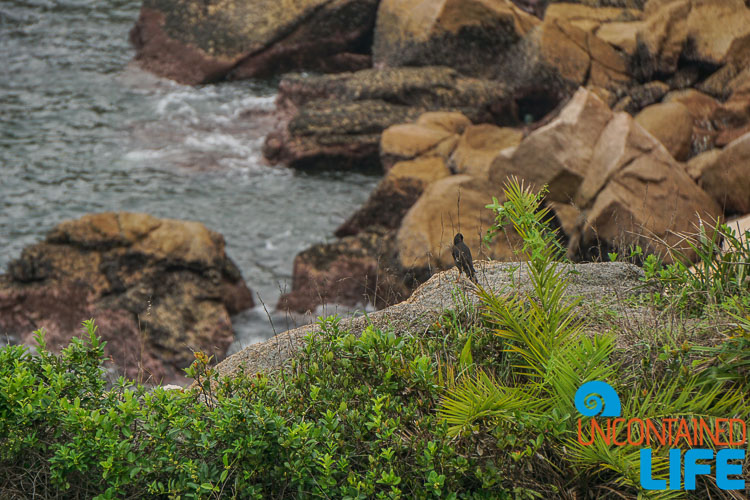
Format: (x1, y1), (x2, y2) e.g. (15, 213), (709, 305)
(1, 317), (509, 499)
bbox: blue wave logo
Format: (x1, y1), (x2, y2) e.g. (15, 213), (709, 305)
(575, 381), (621, 417)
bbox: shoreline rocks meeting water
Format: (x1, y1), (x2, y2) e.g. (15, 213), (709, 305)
(0, 213), (254, 385)
(5, 0), (750, 373)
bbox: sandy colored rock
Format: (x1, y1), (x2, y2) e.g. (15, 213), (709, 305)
(684, 0), (750, 66)
(489, 88), (614, 203)
(336, 157), (451, 237)
(373, 0), (539, 78)
(380, 123), (455, 160)
(451, 124), (523, 178)
(396, 175), (521, 271)
(635, 102), (694, 161)
(688, 132), (750, 214)
(263, 67), (510, 170)
(631, 0), (689, 80)
(0, 212), (254, 384)
(130, 0), (376, 84)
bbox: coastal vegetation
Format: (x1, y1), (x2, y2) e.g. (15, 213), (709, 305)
(1, 181), (748, 499)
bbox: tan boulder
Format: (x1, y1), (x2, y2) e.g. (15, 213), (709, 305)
(576, 160), (722, 262)
(451, 124), (523, 178)
(489, 87), (614, 203)
(688, 132), (750, 214)
(336, 156), (451, 237)
(379, 111), (472, 170)
(1, 213), (254, 384)
(632, 0), (689, 80)
(380, 124), (456, 161)
(396, 175), (522, 271)
(373, 0), (539, 78)
(685, 0), (750, 66)
(635, 102), (694, 161)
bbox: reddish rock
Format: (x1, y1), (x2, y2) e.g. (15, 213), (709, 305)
(130, 0), (377, 84)
(0, 213), (254, 384)
(277, 230), (409, 313)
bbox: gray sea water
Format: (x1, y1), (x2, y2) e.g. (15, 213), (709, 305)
(0, 0), (378, 352)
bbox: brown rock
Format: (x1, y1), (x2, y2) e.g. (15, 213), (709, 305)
(396, 175), (522, 272)
(631, 0), (689, 80)
(263, 67), (510, 170)
(684, 0), (750, 66)
(276, 229), (409, 313)
(635, 102), (694, 161)
(688, 133), (750, 214)
(130, 0), (377, 84)
(451, 124), (523, 178)
(0, 213), (254, 384)
(489, 87), (614, 203)
(664, 89), (721, 155)
(373, 0), (539, 78)
(576, 160), (722, 262)
(335, 157), (451, 237)
(380, 123), (456, 168)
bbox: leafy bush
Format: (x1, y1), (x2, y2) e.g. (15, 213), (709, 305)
(1, 317), (509, 499)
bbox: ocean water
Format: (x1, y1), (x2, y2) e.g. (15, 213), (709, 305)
(0, 0), (378, 352)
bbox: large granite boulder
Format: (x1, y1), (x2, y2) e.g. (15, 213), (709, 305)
(0, 213), (254, 384)
(129, 0), (377, 84)
(687, 132), (750, 215)
(263, 67), (511, 170)
(372, 0), (539, 77)
(489, 88), (722, 261)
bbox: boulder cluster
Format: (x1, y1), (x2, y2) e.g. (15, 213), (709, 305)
(0, 213), (254, 384)
(6, 0), (749, 360)
(128, 0), (750, 314)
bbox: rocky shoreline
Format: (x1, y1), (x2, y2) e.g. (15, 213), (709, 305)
(4, 0), (750, 382)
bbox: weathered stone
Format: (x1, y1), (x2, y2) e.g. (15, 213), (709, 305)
(276, 229), (409, 313)
(489, 88), (614, 203)
(631, 0), (689, 80)
(450, 124), (523, 178)
(396, 175), (522, 273)
(683, 0), (750, 66)
(264, 67), (510, 170)
(687, 132), (750, 215)
(214, 262), (650, 380)
(575, 157), (722, 262)
(664, 89), (721, 155)
(130, 0), (377, 84)
(335, 157), (451, 237)
(497, 16), (631, 99)
(373, 0), (539, 78)
(0, 213), (254, 384)
(635, 102), (693, 161)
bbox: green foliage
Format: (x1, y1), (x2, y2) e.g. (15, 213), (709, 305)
(439, 179), (750, 498)
(0, 317), (509, 499)
(639, 219), (750, 313)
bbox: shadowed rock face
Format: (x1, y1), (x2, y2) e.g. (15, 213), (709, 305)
(0, 213), (254, 385)
(129, 0), (378, 84)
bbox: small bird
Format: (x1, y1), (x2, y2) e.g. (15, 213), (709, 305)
(452, 233), (477, 284)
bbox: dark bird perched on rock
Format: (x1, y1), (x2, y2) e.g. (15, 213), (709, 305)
(452, 233), (477, 284)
